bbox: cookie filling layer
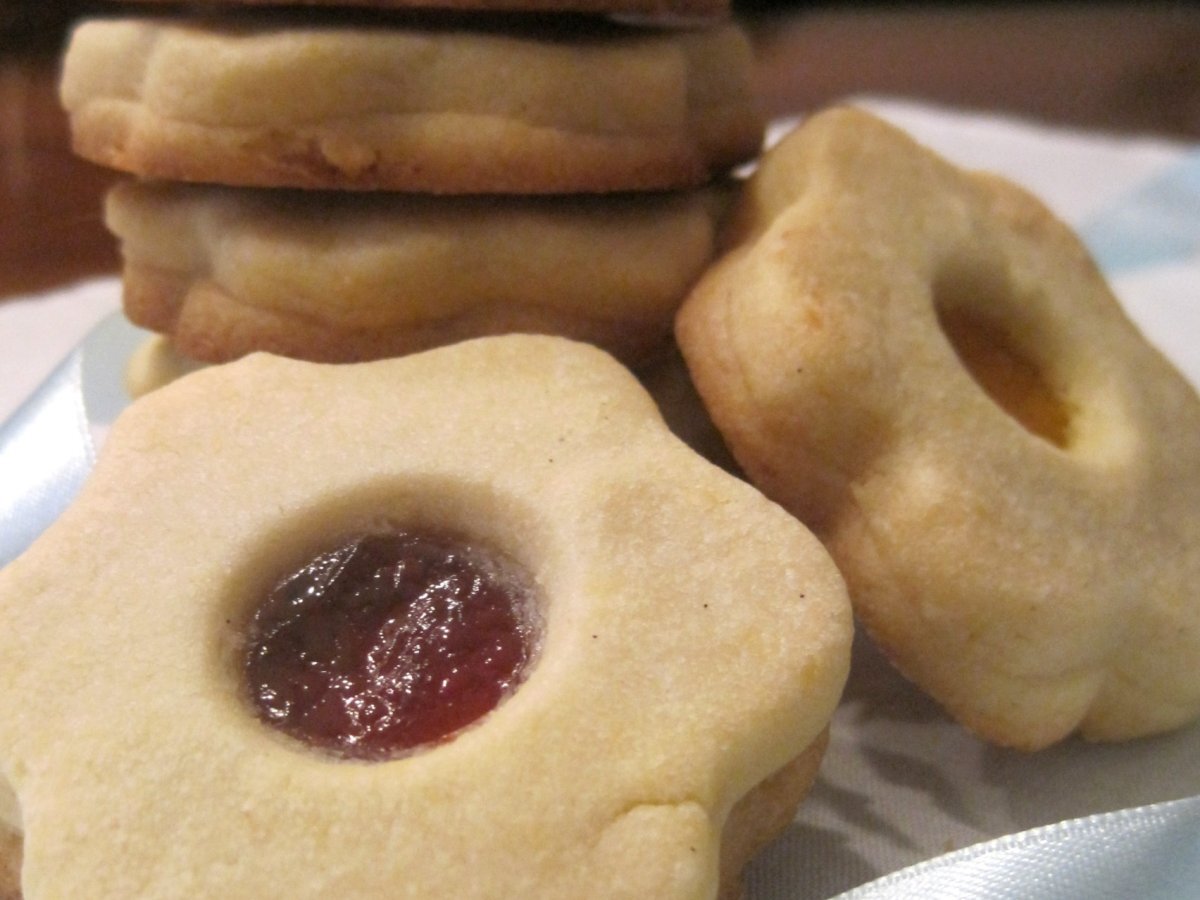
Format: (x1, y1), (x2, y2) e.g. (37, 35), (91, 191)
(244, 530), (537, 760)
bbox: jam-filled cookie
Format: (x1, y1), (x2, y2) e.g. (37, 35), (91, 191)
(105, 178), (727, 365)
(676, 106), (1200, 750)
(114, 0), (731, 21)
(60, 14), (763, 193)
(0, 335), (851, 898)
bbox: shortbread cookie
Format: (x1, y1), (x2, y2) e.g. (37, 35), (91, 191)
(676, 106), (1200, 750)
(125, 333), (207, 398)
(0, 335), (851, 898)
(106, 178), (726, 365)
(117, 0), (731, 21)
(0, 821), (16, 900)
(61, 15), (764, 193)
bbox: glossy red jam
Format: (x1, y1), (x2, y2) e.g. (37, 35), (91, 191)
(243, 530), (537, 760)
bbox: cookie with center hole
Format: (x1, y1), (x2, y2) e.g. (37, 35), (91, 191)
(675, 106), (1200, 750)
(0, 335), (851, 898)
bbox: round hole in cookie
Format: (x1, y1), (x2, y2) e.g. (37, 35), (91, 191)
(933, 270), (1073, 448)
(242, 527), (540, 761)
(225, 482), (546, 762)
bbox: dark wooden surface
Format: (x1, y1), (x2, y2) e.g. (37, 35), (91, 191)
(2, 2), (1198, 301)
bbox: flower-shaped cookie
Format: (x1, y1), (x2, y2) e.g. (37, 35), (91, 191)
(0, 335), (850, 898)
(60, 15), (763, 193)
(676, 107), (1200, 750)
(119, 0), (732, 19)
(105, 179), (726, 366)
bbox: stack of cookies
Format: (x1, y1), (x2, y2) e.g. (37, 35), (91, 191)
(59, 0), (766, 372)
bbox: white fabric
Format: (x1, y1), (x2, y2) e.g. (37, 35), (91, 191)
(1, 98), (1198, 898)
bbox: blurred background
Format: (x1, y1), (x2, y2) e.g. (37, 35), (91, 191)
(745, 2), (1200, 136)
(1, 1), (1199, 298)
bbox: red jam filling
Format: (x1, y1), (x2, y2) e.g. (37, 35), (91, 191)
(243, 530), (537, 760)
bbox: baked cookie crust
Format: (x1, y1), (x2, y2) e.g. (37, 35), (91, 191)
(0, 336), (851, 897)
(61, 15), (764, 192)
(677, 106), (1200, 750)
(106, 178), (728, 365)
(113, 0), (732, 21)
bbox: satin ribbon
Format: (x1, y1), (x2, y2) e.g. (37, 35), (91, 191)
(0, 342), (95, 567)
(833, 795), (1200, 899)
(0, 312), (142, 567)
(1080, 150), (1200, 275)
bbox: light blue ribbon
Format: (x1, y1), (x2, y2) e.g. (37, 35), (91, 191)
(0, 344), (94, 567)
(0, 313), (142, 567)
(1079, 150), (1200, 275)
(833, 795), (1200, 899)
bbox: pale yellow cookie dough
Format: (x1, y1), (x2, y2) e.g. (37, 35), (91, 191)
(125, 333), (207, 398)
(119, 0), (732, 20)
(106, 178), (727, 365)
(61, 15), (764, 193)
(0, 335), (851, 898)
(676, 106), (1200, 750)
